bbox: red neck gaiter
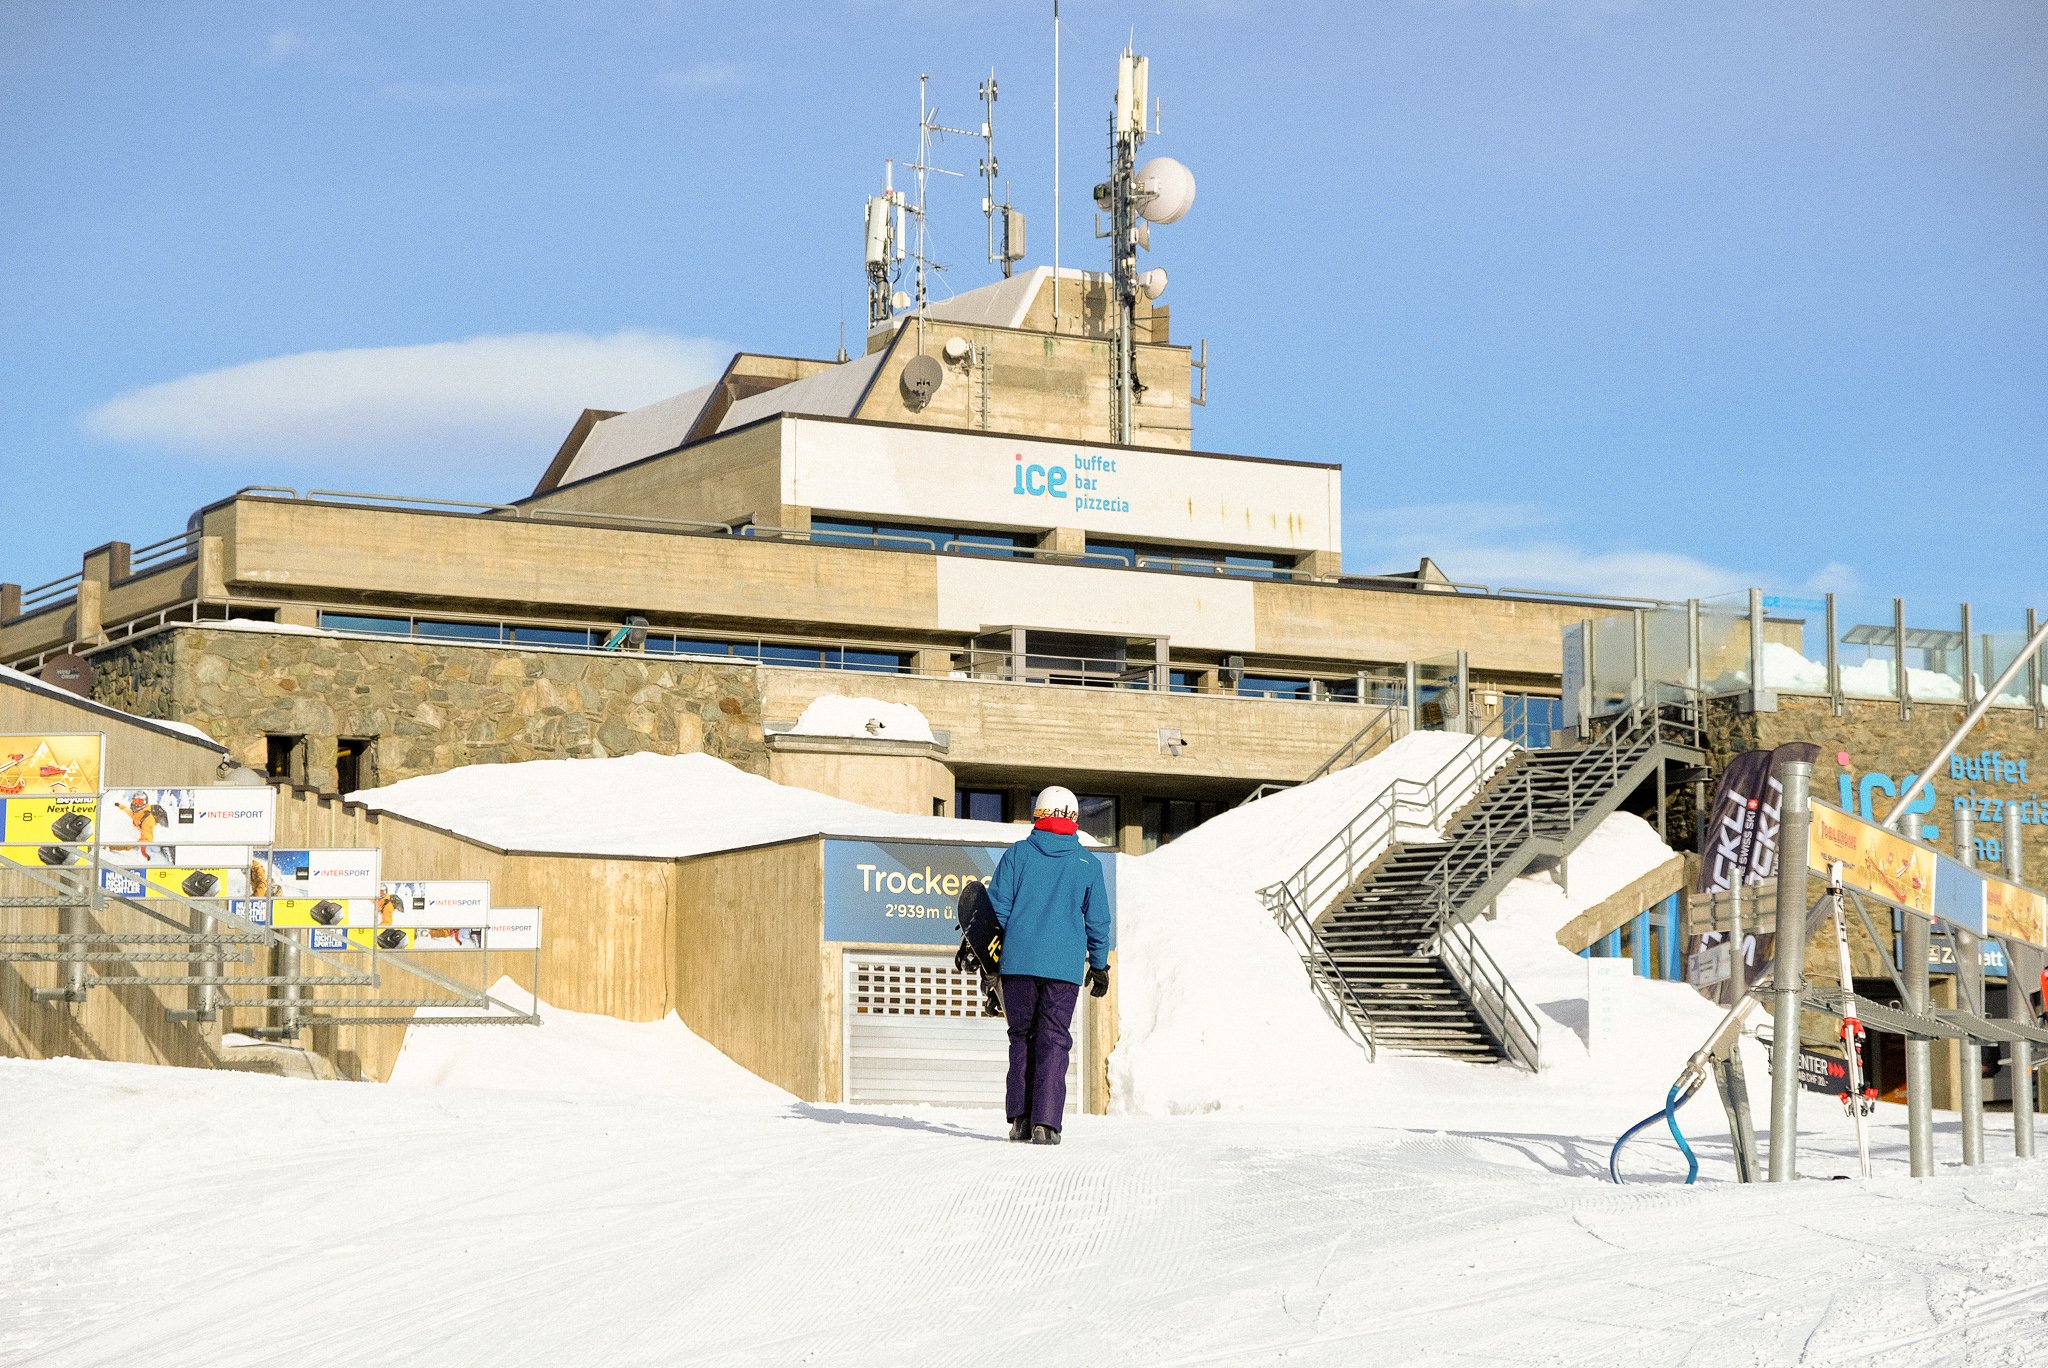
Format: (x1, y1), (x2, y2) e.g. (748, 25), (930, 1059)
(1033, 816), (1079, 835)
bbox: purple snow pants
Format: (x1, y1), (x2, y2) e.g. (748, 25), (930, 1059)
(1002, 974), (1080, 1130)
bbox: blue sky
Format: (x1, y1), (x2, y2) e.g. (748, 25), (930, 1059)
(2, 1), (2043, 626)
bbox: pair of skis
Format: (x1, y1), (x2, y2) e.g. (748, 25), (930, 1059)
(1828, 860), (1877, 1178)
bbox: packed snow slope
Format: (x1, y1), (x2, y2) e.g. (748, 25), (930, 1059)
(7, 1053), (2047, 1367)
(785, 694), (936, 743)
(350, 750), (1027, 857)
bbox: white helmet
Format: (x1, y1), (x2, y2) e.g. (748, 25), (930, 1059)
(1032, 785), (1080, 821)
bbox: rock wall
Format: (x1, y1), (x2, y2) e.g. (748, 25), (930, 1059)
(93, 626), (770, 792)
(1703, 693), (2048, 876)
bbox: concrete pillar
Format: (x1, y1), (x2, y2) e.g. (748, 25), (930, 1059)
(1043, 527), (1088, 557)
(73, 578), (103, 642)
(196, 535), (229, 599)
(1294, 549), (1342, 580)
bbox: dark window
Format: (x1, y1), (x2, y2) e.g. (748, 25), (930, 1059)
(760, 644), (826, 668)
(512, 626), (597, 649)
(838, 649), (909, 675)
(1140, 797), (1225, 852)
(957, 789), (1009, 824)
(416, 619), (503, 643)
(812, 518), (1030, 556)
(1236, 674), (1314, 701)
(1078, 794), (1119, 847)
(318, 612), (409, 636)
(335, 737), (375, 794)
(265, 735), (306, 785)
(1168, 670), (1202, 694)
(1086, 540), (1292, 580)
(932, 797), (947, 818)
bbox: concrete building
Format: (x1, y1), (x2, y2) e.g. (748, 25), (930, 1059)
(2, 267), (1626, 850)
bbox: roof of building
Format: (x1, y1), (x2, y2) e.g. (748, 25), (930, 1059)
(717, 348), (887, 433)
(555, 382), (719, 486)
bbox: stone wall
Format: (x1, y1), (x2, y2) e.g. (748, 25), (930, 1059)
(1703, 693), (2048, 877)
(92, 626), (770, 792)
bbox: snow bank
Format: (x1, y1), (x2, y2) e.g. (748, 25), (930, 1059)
(389, 977), (792, 1102)
(1110, 725), (1729, 1122)
(786, 695), (936, 744)
(1109, 732), (1515, 1114)
(1747, 640), (2031, 704)
(352, 750), (1024, 857)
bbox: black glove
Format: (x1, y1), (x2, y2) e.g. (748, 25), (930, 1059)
(1086, 966), (1110, 998)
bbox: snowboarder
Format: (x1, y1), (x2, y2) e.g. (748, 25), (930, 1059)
(985, 785), (1112, 1146)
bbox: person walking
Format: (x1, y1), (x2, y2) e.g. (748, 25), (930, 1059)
(985, 785), (1112, 1145)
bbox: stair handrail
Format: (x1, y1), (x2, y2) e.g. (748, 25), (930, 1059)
(1432, 917), (1543, 1070)
(1267, 881), (1379, 1061)
(1255, 733), (1513, 929)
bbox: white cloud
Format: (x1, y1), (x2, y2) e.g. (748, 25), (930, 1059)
(84, 331), (730, 474)
(378, 80), (508, 107)
(660, 62), (745, 92)
(1349, 501), (1855, 603)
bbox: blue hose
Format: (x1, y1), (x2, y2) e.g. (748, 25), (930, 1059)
(1608, 1083), (1699, 1185)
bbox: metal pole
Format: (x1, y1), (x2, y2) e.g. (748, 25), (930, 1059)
(1748, 588), (1765, 701)
(2009, 802), (2034, 1159)
(1895, 596), (1911, 721)
(193, 905), (219, 1023)
(1716, 1049), (1761, 1183)
(276, 935), (303, 1039)
(1884, 616), (2048, 835)
(1904, 907), (1935, 1176)
(1768, 760), (1813, 1182)
(1729, 882), (1746, 1000)
(1955, 806), (1983, 1166)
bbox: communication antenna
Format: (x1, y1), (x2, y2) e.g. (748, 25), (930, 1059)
(862, 160), (907, 330)
(1093, 46), (1196, 445)
(1052, 1), (1062, 331)
(979, 72), (1026, 277)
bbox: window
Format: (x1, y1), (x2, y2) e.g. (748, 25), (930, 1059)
(318, 612), (409, 636)
(415, 619), (503, 643)
(956, 789), (1010, 824)
(265, 735), (306, 785)
(1501, 694), (1564, 749)
(1087, 540), (1293, 580)
(1078, 795), (1119, 847)
(1168, 670), (1203, 694)
(1140, 797), (1225, 852)
(811, 518), (1030, 557)
(1236, 674), (1314, 701)
(512, 626), (597, 649)
(335, 737), (375, 794)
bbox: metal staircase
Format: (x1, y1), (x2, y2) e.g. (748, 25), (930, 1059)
(1262, 699), (1703, 1068)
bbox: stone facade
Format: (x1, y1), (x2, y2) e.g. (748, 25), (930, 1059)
(1702, 693), (2048, 877)
(90, 626), (770, 792)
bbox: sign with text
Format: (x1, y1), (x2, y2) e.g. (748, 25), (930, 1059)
(0, 795), (99, 846)
(1808, 800), (1937, 917)
(376, 880), (491, 929)
(252, 848), (381, 900)
(102, 787), (275, 854)
(100, 864), (251, 900)
(822, 838), (1117, 948)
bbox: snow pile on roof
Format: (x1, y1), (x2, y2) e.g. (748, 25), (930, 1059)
(351, 750), (1021, 857)
(1108, 731), (1514, 1115)
(786, 695), (936, 744)
(389, 977), (792, 1102)
(1110, 729), (1727, 1121)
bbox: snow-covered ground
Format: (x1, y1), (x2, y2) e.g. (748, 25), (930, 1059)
(6, 1052), (2046, 1366)
(784, 694), (937, 743)
(11, 733), (2048, 1362)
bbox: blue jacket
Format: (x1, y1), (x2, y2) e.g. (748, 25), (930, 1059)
(985, 827), (1113, 985)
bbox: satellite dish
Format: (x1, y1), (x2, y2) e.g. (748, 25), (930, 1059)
(900, 354), (944, 408)
(37, 653), (94, 699)
(1139, 268), (1168, 301)
(1135, 157), (1196, 225)
(890, 290), (912, 311)
(942, 336), (972, 363)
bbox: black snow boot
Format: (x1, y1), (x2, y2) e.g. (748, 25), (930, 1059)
(1008, 1117), (1031, 1142)
(1030, 1124), (1061, 1146)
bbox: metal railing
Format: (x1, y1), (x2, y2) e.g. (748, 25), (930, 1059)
(1435, 919), (1544, 1070)
(1268, 881), (1380, 1061)
(1259, 732), (1513, 925)
(124, 531), (200, 578)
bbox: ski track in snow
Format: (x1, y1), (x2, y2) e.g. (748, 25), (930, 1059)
(5, 1060), (2048, 1366)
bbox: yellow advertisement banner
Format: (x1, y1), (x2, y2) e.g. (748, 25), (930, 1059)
(0, 735), (103, 797)
(1985, 875), (2048, 948)
(0, 796), (98, 846)
(1808, 800), (1936, 917)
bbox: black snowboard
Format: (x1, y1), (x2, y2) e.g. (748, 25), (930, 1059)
(955, 880), (1004, 1018)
